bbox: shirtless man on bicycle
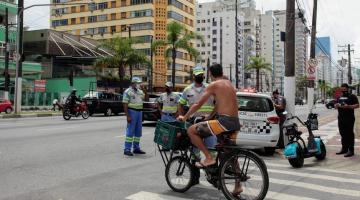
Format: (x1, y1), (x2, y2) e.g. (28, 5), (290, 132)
(178, 63), (242, 193)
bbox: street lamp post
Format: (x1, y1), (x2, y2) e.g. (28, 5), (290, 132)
(13, 1), (94, 114)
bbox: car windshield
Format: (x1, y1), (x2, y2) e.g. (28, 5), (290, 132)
(237, 95), (274, 112)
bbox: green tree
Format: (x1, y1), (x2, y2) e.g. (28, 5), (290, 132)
(95, 37), (149, 91)
(245, 57), (272, 90)
(152, 21), (203, 88)
(318, 80), (331, 100)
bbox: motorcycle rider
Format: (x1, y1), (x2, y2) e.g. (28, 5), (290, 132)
(67, 89), (82, 114)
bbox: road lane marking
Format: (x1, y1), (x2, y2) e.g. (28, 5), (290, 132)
(36, 126), (79, 132)
(265, 162), (359, 175)
(252, 176), (360, 197)
(267, 168), (360, 184)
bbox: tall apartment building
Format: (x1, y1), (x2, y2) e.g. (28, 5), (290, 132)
(315, 36), (333, 86)
(50, 0), (196, 89)
(259, 11), (275, 92)
(270, 10), (308, 95)
(195, 0), (245, 87)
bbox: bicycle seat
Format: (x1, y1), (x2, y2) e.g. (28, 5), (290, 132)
(216, 131), (238, 148)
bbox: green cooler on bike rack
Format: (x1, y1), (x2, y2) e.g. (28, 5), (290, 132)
(154, 121), (191, 150)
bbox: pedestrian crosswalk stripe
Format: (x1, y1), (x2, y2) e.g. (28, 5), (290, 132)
(268, 168), (360, 184)
(126, 190), (320, 200)
(265, 162), (359, 175)
(252, 175), (360, 197)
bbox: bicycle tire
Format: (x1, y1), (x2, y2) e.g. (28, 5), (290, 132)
(165, 156), (194, 193)
(219, 149), (269, 200)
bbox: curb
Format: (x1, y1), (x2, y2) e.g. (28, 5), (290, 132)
(0, 113), (62, 119)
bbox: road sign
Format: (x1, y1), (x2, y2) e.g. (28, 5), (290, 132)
(308, 58), (318, 67)
(307, 59), (317, 80)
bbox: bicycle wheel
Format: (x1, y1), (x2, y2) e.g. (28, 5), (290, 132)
(165, 156), (193, 193)
(219, 150), (269, 200)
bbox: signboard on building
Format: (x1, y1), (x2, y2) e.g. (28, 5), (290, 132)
(307, 59), (318, 80)
(34, 80), (46, 92)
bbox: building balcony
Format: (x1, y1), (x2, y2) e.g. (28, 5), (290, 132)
(0, 1), (17, 14)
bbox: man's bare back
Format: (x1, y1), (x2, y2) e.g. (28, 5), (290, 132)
(208, 79), (238, 117)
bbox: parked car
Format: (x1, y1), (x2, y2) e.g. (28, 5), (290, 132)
(295, 97), (304, 105)
(236, 92), (281, 155)
(0, 99), (13, 114)
(142, 94), (161, 121)
(83, 91), (123, 116)
(326, 99), (337, 109)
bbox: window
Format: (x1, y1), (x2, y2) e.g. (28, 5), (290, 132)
(130, 22), (153, 31)
(121, 0), (126, 6)
(212, 46), (217, 51)
(168, 0), (183, 9)
(71, 18), (76, 25)
(88, 3), (97, 11)
(88, 16), (97, 23)
(202, 20), (205, 23)
(71, 6), (76, 13)
(244, 21), (251, 25)
(98, 27), (107, 34)
(167, 11), (183, 22)
(130, 9), (153, 18)
(197, 44), (200, 47)
(111, 26), (116, 33)
(212, 38), (217, 43)
(121, 12), (127, 19)
(237, 96), (274, 112)
(87, 28), (97, 35)
(201, 27), (205, 31)
(212, 30), (217, 34)
(98, 2), (108, 10)
(80, 5), (85, 12)
(121, 25), (127, 31)
(111, 1), (116, 8)
(80, 17), (85, 24)
(197, 20), (200, 23)
(131, 0), (153, 5)
(212, 54), (217, 59)
(52, 19), (68, 27)
(196, 28), (200, 31)
(111, 13), (116, 20)
(98, 14), (107, 22)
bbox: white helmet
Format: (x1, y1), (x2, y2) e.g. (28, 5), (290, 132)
(165, 82), (173, 88)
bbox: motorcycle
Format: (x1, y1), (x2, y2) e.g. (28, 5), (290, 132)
(283, 112), (326, 168)
(62, 101), (90, 120)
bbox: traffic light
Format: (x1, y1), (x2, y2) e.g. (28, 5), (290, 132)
(69, 69), (74, 86)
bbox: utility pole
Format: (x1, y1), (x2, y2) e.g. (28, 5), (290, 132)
(4, 8), (10, 100)
(149, 35), (153, 93)
(338, 44), (354, 85)
(235, 0), (239, 89)
(284, 0), (296, 114)
(307, 0), (318, 112)
(14, 0), (24, 114)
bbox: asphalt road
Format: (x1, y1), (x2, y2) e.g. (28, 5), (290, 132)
(1, 106), (359, 200)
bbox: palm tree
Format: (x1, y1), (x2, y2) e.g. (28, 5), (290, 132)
(152, 21), (203, 88)
(245, 57), (272, 90)
(95, 37), (149, 91)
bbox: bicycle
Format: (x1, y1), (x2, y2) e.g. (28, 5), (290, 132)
(154, 119), (269, 200)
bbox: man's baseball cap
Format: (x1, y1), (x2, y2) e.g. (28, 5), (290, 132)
(131, 77), (142, 83)
(193, 66), (205, 76)
(165, 82), (173, 88)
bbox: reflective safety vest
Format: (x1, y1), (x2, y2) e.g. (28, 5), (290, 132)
(179, 83), (214, 117)
(122, 87), (144, 110)
(158, 92), (180, 114)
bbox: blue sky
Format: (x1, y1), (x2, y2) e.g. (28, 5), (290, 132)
(25, 0), (360, 63)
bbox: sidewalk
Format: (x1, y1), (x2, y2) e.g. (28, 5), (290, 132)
(0, 111), (62, 119)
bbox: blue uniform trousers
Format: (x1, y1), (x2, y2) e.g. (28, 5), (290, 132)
(124, 109), (142, 152)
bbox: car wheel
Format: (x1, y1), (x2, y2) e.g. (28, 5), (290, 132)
(264, 147), (276, 156)
(5, 107), (12, 114)
(104, 108), (112, 116)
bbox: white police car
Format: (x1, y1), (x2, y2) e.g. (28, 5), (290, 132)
(235, 91), (281, 155)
